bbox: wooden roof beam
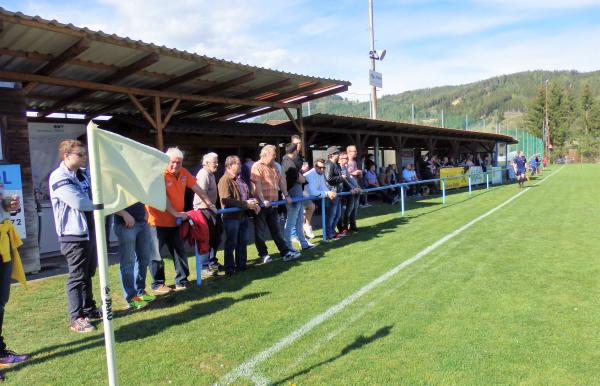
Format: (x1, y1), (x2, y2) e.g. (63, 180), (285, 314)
(213, 82), (324, 120)
(22, 38), (90, 95)
(85, 64), (212, 118)
(0, 69), (299, 109)
(197, 72), (255, 95)
(175, 78), (291, 119)
(38, 52), (160, 117)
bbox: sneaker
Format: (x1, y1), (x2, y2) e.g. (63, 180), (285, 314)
(0, 349), (30, 366)
(334, 232), (345, 238)
(291, 236), (300, 246)
(283, 250), (300, 261)
(85, 308), (102, 322)
(139, 291), (156, 302)
(302, 243), (316, 251)
(152, 284), (172, 295)
(303, 224), (315, 239)
(208, 262), (223, 272)
(340, 229), (349, 236)
(128, 296), (148, 309)
(174, 281), (193, 291)
(70, 317), (96, 333)
(261, 255), (272, 264)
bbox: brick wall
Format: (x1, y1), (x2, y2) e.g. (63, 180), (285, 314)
(0, 85), (41, 273)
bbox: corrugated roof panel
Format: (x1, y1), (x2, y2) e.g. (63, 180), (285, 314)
(77, 41), (145, 67)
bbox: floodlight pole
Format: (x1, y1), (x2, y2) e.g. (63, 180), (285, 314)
(544, 79), (549, 159)
(369, 0), (377, 121)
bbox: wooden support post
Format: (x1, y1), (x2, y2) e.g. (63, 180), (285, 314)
(163, 98), (181, 129)
(297, 106), (305, 158)
(154, 96), (163, 151)
(128, 94), (157, 130)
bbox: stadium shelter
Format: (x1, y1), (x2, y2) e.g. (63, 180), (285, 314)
(0, 8), (516, 273)
(0, 8), (349, 272)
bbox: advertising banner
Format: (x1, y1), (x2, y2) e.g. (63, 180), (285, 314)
(0, 164), (26, 238)
(439, 167), (467, 189)
(468, 166), (485, 185)
(491, 167), (503, 184)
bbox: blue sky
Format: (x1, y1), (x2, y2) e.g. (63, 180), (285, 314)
(5, 0), (600, 100)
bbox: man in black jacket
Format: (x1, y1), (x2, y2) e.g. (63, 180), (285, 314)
(324, 146), (350, 240)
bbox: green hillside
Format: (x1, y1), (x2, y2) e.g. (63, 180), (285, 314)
(258, 70), (600, 158)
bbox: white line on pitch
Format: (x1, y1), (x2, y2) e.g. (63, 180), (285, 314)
(216, 167), (562, 386)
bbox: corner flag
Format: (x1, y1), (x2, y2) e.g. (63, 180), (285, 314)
(86, 121), (168, 386)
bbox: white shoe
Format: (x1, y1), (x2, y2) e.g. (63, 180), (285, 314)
(303, 224), (315, 239)
(283, 250), (301, 261)
(291, 236), (300, 246)
(261, 255), (272, 264)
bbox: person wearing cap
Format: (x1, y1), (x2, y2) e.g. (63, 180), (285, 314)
(282, 143), (314, 256)
(324, 146), (351, 240)
(0, 185), (29, 378)
(251, 144), (296, 263)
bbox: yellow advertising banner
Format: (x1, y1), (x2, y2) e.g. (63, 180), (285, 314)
(440, 167), (468, 189)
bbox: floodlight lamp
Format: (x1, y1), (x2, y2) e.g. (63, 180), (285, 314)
(379, 49), (386, 61)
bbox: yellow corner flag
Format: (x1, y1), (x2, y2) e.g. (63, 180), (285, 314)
(87, 121), (169, 215)
(86, 120), (169, 386)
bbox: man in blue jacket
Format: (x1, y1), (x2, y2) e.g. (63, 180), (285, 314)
(49, 140), (99, 333)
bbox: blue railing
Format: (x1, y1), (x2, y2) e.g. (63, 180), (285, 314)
(193, 166), (513, 284)
(214, 166), (512, 235)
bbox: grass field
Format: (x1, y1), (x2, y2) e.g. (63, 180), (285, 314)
(3, 164), (600, 385)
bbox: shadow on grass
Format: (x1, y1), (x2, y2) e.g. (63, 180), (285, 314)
(273, 325), (394, 385)
(2, 292), (269, 376)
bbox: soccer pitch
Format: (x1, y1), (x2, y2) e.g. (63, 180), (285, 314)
(5, 164), (600, 385)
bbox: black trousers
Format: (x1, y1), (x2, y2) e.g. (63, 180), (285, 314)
(253, 206), (289, 257)
(150, 226), (189, 287)
(0, 261), (12, 352)
(60, 240), (97, 321)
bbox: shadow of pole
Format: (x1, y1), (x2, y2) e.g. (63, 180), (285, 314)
(273, 325), (394, 385)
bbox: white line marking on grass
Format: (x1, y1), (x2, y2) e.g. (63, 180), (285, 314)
(217, 168), (562, 386)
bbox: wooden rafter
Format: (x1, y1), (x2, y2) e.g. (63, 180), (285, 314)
(197, 72), (255, 95)
(215, 82), (324, 120)
(0, 70), (299, 110)
(175, 78), (291, 119)
(127, 94), (157, 130)
(85, 65), (212, 118)
(38, 53), (160, 117)
(22, 38), (90, 95)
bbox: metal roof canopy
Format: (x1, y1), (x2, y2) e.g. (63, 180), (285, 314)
(0, 7), (350, 148)
(276, 113), (517, 159)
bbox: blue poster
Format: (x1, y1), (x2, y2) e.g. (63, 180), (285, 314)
(0, 164), (26, 238)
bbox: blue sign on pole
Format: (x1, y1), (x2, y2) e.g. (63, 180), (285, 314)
(0, 164), (26, 238)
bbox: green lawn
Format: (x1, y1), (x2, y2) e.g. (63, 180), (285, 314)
(4, 164), (600, 385)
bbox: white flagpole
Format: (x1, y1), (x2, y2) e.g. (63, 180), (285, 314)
(87, 122), (119, 386)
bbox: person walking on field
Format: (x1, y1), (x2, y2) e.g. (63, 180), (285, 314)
(513, 151), (527, 188)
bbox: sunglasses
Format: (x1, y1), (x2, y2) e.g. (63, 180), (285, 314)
(69, 152), (87, 157)
(316, 166), (325, 170)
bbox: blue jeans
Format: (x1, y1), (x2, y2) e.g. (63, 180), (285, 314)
(115, 222), (153, 302)
(284, 201), (309, 250)
(223, 216), (249, 273)
(325, 197), (342, 239)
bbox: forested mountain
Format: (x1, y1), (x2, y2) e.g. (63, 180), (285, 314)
(257, 70), (600, 157)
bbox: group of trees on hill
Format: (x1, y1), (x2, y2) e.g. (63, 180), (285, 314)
(526, 82), (600, 159)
